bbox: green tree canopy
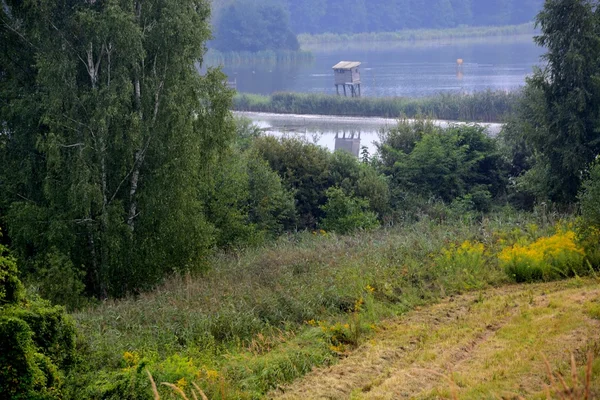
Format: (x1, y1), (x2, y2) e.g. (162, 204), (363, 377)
(213, 1), (299, 52)
(520, 0), (600, 203)
(0, 0), (234, 298)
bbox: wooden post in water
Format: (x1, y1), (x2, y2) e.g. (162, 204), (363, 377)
(456, 59), (464, 81)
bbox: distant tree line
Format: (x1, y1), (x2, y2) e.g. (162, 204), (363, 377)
(211, 0), (544, 38)
(212, 1), (299, 52)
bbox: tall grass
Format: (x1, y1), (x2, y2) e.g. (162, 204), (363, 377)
(298, 23), (536, 46)
(204, 49), (314, 66)
(233, 91), (520, 122)
(68, 211), (564, 399)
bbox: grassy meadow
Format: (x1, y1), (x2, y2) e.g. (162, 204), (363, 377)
(66, 209), (600, 399)
(232, 91), (520, 123)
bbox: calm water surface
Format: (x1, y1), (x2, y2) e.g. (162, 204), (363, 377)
(237, 111), (503, 157)
(211, 36), (544, 97)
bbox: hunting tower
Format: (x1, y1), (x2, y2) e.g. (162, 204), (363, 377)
(332, 61), (361, 97)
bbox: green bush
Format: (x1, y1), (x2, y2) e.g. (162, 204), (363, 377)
(0, 237), (75, 399)
(0, 317), (57, 400)
(320, 187), (379, 234)
(254, 137), (389, 229)
(0, 233), (24, 304)
(579, 161), (600, 268)
(202, 149), (296, 247)
(580, 161), (600, 230)
(377, 120), (507, 213)
(31, 249), (86, 311)
(253, 136), (332, 229)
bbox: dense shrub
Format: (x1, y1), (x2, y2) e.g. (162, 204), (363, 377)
(253, 137), (390, 230)
(202, 149), (297, 247)
(580, 161), (600, 231)
(319, 187), (379, 234)
(254, 136), (331, 229)
(0, 236), (75, 399)
(578, 161), (600, 267)
(377, 120), (507, 214)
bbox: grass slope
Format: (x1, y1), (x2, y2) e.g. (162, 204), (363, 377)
(67, 213), (599, 399)
(273, 279), (600, 399)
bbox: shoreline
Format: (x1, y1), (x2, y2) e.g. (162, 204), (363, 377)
(234, 110), (504, 137)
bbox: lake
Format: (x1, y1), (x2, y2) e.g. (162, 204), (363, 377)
(236, 111), (503, 157)
(211, 35), (545, 97)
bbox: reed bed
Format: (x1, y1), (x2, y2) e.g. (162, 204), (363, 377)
(233, 91), (520, 123)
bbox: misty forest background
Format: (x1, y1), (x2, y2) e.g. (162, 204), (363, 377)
(210, 0), (544, 51)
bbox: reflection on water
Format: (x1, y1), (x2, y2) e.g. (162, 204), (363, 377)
(335, 132), (361, 156)
(237, 111), (503, 157)
(207, 36), (544, 97)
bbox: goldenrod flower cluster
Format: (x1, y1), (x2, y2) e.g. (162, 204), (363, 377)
(499, 230), (585, 281)
(437, 240), (486, 271)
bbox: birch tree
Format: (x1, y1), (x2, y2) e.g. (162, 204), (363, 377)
(0, 0), (233, 299)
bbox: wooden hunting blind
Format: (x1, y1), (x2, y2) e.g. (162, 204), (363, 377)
(332, 61), (361, 97)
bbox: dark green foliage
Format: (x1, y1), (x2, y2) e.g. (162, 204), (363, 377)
(504, 263), (544, 283)
(253, 137), (390, 230)
(0, 232), (24, 305)
(579, 161), (600, 267)
(0, 0), (234, 299)
(246, 155), (298, 236)
(213, 1), (299, 52)
(329, 151), (391, 221)
(201, 150), (296, 246)
(0, 317), (53, 400)
(377, 120), (507, 212)
(3, 301), (77, 370)
(199, 119), (297, 245)
(254, 137), (332, 229)
(580, 161), (600, 230)
(519, 0), (600, 203)
(320, 187), (380, 234)
(234, 91), (519, 123)
(0, 242), (75, 400)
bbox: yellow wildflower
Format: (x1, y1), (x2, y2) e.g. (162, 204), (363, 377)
(354, 297), (364, 312)
(176, 378), (187, 389)
(123, 351), (139, 366)
(205, 370), (219, 381)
